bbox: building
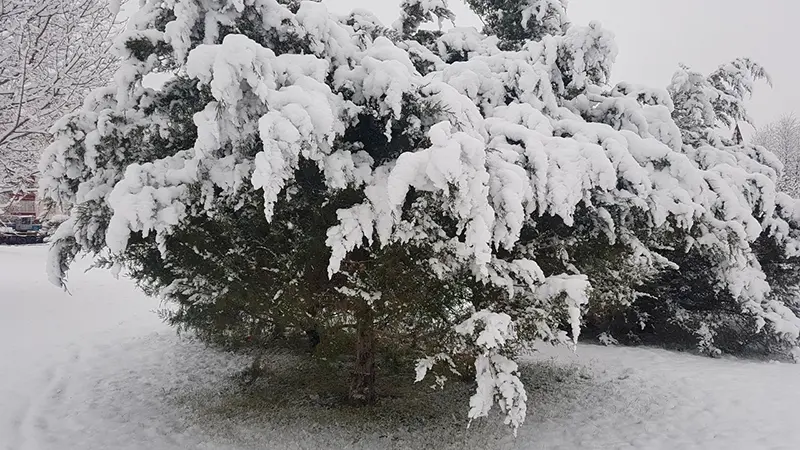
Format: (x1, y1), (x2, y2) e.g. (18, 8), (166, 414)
(0, 190), (42, 218)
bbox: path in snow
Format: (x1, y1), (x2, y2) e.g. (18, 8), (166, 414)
(1, 245), (799, 449)
(0, 245), (165, 450)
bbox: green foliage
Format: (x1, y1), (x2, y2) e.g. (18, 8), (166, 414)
(466, 0), (567, 49)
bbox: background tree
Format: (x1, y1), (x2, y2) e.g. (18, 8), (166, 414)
(464, 0), (568, 49)
(40, 0), (800, 432)
(753, 114), (800, 197)
(0, 0), (123, 194)
(584, 59), (800, 357)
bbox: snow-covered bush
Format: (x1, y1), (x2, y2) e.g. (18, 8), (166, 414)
(39, 0), (800, 432)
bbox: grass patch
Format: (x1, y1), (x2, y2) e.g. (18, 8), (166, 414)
(162, 343), (622, 450)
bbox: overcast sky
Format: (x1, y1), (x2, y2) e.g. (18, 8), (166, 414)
(325, 0), (799, 128)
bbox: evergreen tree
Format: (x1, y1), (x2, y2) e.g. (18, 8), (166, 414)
(39, 0), (800, 431)
(660, 58), (798, 355)
(588, 58), (800, 356)
(465, 0), (568, 49)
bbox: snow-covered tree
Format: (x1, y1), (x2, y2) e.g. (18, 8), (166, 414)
(39, 0), (800, 432)
(465, 0), (568, 49)
(664, 59), (800, 354)
(668, 58), (771, 147)
(588, 59), (800, 356)
(0, 0), (124, 193)
(753, 114), (800, 197)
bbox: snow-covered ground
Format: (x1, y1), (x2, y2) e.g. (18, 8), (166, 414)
(1, 245), (799, 450)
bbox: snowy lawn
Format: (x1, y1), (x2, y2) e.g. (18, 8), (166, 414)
(1, 245), (799, 450)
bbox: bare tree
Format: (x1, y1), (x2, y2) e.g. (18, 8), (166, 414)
(0, 0), (124, 193)
(753, 114), (800, 197)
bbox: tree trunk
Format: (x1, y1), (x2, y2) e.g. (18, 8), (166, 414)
(349, 303), (376, 404)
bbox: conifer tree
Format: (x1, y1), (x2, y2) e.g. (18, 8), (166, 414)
(40, 0), (800, 431)
(588, 58), (800, 356)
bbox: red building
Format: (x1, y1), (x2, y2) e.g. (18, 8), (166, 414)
(1, 191), (39, 217)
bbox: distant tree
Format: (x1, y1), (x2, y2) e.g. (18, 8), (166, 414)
(753, 114), (800, 196)
(40, 0), (800, 432)
(0, 0), (124, 193)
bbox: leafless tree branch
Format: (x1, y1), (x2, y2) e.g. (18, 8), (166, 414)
(0, 0), (126, 192)
(753, 114), (800, 197)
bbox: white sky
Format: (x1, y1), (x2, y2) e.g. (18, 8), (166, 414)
(325, 0), (799, 128)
